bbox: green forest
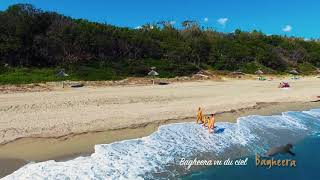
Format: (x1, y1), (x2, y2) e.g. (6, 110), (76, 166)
(1, 4), (320, 84)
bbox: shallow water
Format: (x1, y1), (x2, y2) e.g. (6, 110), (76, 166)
(3, 109), (320, 180)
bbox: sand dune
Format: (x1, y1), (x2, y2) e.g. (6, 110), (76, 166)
(0, 77), (319, 144)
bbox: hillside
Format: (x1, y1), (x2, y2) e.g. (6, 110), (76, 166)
(1, 4), (320, 84)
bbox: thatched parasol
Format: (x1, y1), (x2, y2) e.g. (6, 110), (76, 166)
(148, 70), (159, 85)
(56, 70), (69, 77)
(56, 69), (69, 88)
(289, 69), (299, 75)
(148, 70), (159, 76)
(255, 70), (264, 75)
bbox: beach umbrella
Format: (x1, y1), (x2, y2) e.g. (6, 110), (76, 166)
(56, 70), (69, 77)
(289, 69), (299, 80)
(148, 70), (159, 76)
(148, 70), (159, 85)
(289, 69), (299, 75)
(56, 70), (69, 88)
(255, 70), (264, 75)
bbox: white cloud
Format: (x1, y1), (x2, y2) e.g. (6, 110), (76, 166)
(217, 18), (228, 26)
(170, 21), (176, 25)
(135, 26), (142, 29)
(204, 17), (209, 22)
(282, 25), (292, 32)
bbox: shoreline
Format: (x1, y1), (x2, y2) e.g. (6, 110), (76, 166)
(1, 100), (320, 177)
(1, 77), (320, 177)
(1, 78), (320, 146)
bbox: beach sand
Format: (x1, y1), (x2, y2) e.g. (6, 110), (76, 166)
(0, 77), (320, 177)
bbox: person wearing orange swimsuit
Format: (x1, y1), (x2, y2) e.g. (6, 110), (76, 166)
(202, 116), (209, 127)
(196, 107), (203, 124)
(208, 114), (215, 133)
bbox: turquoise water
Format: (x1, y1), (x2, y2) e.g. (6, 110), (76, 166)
(182, 134), (320, 180)
(4, 109), (320, 179)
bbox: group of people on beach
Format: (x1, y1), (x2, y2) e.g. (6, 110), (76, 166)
(196, 107), (215, 133)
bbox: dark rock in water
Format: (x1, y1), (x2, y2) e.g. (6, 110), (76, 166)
(265, 144), (295, 157)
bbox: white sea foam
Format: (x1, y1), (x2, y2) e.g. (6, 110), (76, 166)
(3, 109), (320, 180)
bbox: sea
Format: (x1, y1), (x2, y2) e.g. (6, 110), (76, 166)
(3, 108), (320, 180)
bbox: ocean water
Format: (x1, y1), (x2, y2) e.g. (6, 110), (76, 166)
(182, 135), (320, 180)
(3, 109), (320, 180)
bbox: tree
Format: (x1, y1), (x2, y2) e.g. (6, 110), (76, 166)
(1, 3), (320, 78)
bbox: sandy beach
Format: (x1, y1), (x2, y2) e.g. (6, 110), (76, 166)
(1, 77), (320, 145)
(1, 77), (320, 177)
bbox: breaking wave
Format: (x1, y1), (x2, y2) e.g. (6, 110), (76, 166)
(4, 109), (320, 180)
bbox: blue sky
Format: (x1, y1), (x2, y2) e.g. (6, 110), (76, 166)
(1, 0), (319, 39)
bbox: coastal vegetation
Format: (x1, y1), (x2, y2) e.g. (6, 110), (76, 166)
(1, 4), (320, 84)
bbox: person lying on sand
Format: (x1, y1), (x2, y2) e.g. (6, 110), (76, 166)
(196, 107), (203, 124)
(208, 114), (215, 133)
(278, 82), (290, 88)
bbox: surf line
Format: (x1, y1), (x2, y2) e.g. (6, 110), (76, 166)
(256, 154), (297, 168)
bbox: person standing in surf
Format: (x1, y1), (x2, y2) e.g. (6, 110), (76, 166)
(202, 116), (209, 127)
(196, 107), (203, 124)
(208, 114), (215, 133)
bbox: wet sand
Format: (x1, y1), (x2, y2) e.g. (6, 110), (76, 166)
(0, 158), (28, 178)
(0, 101), (320, 177)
